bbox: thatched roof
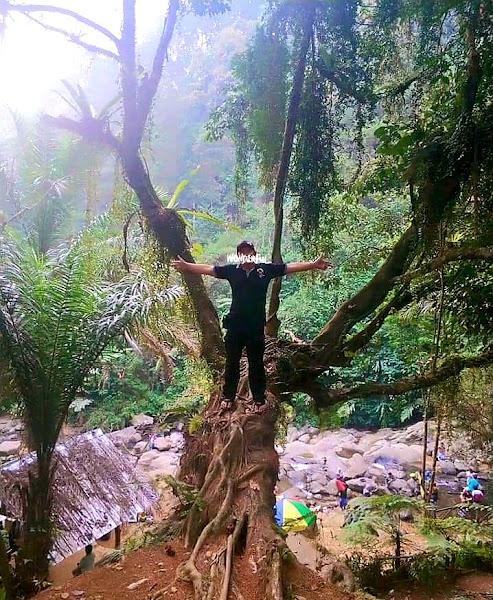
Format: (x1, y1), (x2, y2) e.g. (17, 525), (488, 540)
(0, 429), (158, 563)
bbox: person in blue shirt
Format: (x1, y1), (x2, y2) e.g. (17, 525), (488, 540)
(172, 241), (330, 414)
(468, 473), (481, 493)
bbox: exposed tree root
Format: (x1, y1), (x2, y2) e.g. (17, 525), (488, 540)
(176, 388), (285, 599)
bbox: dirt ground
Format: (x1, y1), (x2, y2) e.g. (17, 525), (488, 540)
(384, 572), (493, 599)
(36, 541), (353, 600)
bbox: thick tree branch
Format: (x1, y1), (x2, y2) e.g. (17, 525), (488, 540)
(0, 1), (120, 47)
(344, 284), (413, 354)
(313, 345), (493, 407)
(311, 225), (418, 355)
(42, 115), (120, 151)
(396, 246), (493, 285)
(23, 13), (120, 61)
(136, 0), (179, 138)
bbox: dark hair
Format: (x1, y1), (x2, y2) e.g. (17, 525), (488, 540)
(236, 240), (256, 254)
(85, 544), (93, 554)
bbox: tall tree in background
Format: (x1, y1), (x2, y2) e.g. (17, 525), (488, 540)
(1, 1), (492, 598)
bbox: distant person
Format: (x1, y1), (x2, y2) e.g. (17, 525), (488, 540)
(336, 475), (349, 510)
(467, 474), (481, 493)
(437, 444), (447, 461)
(72, 544), (95, 576)
(472, 489), (484, 504)
(460, 487), (473, 504)
(172, 242), (330, 414)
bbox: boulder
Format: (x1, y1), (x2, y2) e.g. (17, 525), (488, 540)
(129, 432), (142, 444)
(286, 426), (299, 443)
(153, 437), (172, 452)
(133, 441), (147, 454)
(308, 427), (320, 436)
(325, 479), (339, 496)
(345, 477), (374, 493)
(345, 454), (369, 479)
(281, 486), (308, 499)
(387, 468), (407, 480)
(145, 453), (180, 478)
(388, 479), (409, 495)
(110, 426), (137, 448)
(298, 434), (311, 444)
(454, 460), (469, 472)
(131, 414), (154, 428)
(307, 472), (329, 495)
(367, 465), (387, 483)
(137, 449), (161, 466)
(0, 441), (21, 456)
(336, 443), (361, 459)
(365, 443), (423, 468)
(167, 431), (185, 451)
(439, 461), (457, 476)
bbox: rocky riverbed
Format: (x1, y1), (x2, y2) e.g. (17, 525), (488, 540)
(0, 414), (490, 504)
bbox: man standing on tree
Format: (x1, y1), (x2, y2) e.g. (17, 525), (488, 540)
(172, 241), (330, 414)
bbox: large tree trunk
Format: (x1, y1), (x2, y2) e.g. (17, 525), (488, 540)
(120, 152), (224, 371)
(174, 386), (286, 600)
(17, 454), (54, 594)
(266, 7), (315, 337)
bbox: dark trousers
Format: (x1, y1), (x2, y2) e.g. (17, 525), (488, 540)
(223, 327), (266, 404)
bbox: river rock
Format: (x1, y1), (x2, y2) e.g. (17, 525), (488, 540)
(286, 426), (299, 443)
(0, 440), (20, 456)
(365, 443), (423, 469)
(129, 432), (142, 444)
(307, 471), (329, 495)
(345, 454), (369, 479)
(345, 477), (374, 493)
(131, 414), (154, 428)
(167, 431), (185, 450)
(336, 443), (361, 459)
(133, 441), (147, 454)
(110, 426), (138, 448)
(454, 460), (469, 472)
(153, 437), (172, 452)
(144, 453), (179, 478)
(439, 460), (457, 475)
(388, 479), (409, 495)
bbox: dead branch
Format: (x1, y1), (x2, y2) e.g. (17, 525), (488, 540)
(0, 2), (120, 46)
(136, 0), (179, 139)
(42, 115), (120, 150)
(22, 13), (120, 60)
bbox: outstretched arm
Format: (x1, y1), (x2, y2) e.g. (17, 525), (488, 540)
(285, 255), (331, 274)
(171, 256), (215, 277)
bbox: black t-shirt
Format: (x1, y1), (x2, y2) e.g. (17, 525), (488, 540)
(214, 262), (286, 329)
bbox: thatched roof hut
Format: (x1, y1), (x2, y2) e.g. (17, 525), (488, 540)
(0, 429), (158, 563)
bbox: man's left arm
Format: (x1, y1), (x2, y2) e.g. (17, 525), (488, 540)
(285, 255), (331, 274)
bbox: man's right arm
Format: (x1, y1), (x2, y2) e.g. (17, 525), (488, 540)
(171, 256), (215, 277)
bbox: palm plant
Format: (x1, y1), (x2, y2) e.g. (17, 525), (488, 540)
(0, 232), (181, 591)
(343, 495), (425, 570)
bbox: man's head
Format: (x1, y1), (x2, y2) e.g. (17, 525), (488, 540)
(236, 240), (256, 268)
(85, 544), (93, 555)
